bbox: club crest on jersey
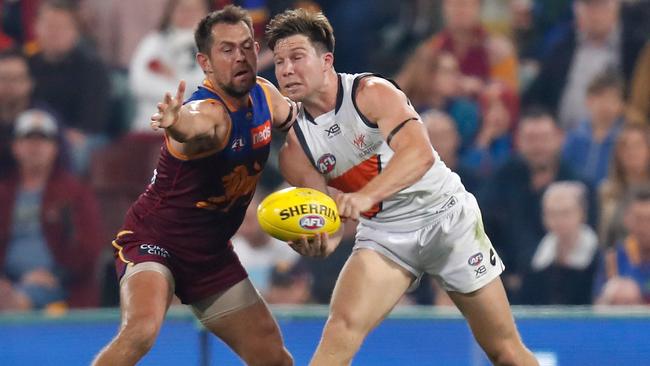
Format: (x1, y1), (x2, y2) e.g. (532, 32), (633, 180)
(353, 133), (366, 149)
(231, 137), (245, 151)
(251, 121), (271, 149)
(299, 215), (325, 230)
(317, 153), (336, 174)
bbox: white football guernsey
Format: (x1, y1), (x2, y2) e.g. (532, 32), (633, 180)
(292, 73), (466, 232)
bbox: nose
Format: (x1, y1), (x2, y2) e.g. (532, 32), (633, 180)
(234, 47), (246, 62)
(280, 60), (294, 77)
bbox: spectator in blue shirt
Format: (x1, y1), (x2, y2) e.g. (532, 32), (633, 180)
(562, 71), (624, 187)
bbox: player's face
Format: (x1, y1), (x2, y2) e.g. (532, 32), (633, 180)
(273, 34), (331, 101)
(201, 22), (258, 98)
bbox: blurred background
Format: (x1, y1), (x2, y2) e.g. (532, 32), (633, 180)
(1, 0), (650, 364)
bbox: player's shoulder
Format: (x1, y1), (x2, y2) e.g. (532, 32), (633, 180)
(355, 74), (404, 104)
(183, 97), (230, 123)
(256, 76), (280, 93)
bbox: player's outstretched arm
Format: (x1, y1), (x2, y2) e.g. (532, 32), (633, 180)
(257, 77), (297, 131)
(150, 80), (229, 145)
(337, 77), (435, 220)
(280, 128), (344, 258)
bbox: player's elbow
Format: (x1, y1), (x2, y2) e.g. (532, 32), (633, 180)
(415, 145), (435, 172)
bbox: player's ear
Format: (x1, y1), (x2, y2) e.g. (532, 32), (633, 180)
(197, 52), (212, 74)
(255, 41), (260, 54)
(322, 52), (334, 71)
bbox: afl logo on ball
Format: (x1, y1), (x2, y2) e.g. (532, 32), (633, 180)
(300, 215), (325, 230)
(317, 153), (336, 174)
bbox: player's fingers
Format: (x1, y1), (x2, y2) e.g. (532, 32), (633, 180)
(176, 80), (186, 102)
(318, 232), (328, 257)
(151, 112), (162, 121)
(163, 92), (172, 105)
(157, 102), (165, 112)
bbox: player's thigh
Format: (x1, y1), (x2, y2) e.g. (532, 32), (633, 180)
(198, 279), (284, 357)
(448, 277), (523, 351)
(328, 248), (413, 332)
(119, 262), (174, 336)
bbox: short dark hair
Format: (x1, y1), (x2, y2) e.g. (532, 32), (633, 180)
(519, 105), (558, 126)
(265, 9), (335, 54)
(587, 70), (624, 96)
(0, 48), (28, 63)
(194, 5), (253, 54)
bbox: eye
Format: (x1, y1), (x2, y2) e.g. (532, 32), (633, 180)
(222, 48), (232, 53)
(274, 59), (284, 66)
(242, 42), (253, 49)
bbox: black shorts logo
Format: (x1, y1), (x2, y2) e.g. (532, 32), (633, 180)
(474, 265), (487, 279)
(489, 248), (497, 266)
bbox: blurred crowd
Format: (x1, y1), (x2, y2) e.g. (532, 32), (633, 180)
(1, 0), (650, 313)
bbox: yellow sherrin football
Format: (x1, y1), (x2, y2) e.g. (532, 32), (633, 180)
(257, 187), (341, 242)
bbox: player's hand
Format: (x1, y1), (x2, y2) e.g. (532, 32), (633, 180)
(288, 232), (331, 258)
(335, 192), (374, 221)
(151, 80), (186, 131)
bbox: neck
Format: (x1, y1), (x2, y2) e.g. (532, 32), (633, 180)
(302, 70), (338, 118)
(205, 78), (250, 109)
(20, 166), (51, 191)
(555, 230), (581, 265)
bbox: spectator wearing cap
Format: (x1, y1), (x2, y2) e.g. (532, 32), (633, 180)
(0, 109), (103, 311)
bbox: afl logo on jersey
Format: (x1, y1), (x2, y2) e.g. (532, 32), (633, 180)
(317, 153), (336, 174)
(299, 215), (325, 230)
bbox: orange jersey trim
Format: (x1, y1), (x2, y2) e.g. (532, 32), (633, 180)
(328, 155), (382, 218)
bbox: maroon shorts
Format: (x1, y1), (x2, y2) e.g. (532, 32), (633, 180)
(112, 230), (248, 304)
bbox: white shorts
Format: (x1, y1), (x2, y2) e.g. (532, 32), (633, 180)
(354, 192), (504, 294)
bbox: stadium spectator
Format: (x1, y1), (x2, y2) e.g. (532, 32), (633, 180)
(595, 276), (644, 305)
(479, 108), (587, 302)
(80, 0), (166, 70)
(422, 110), (480, 194)
(562, 71), (625, 187)
(0, 49), (36, 177)
(523, 0), (646, 130)
(520, 181), (599, 305)
(0, 0), (41, 47)
(128, 0), (209, 132)
(232, 192), (299, 294)
(28, 0), (111, 175)
(599, 124), (650, 248)
(628, 41), (650, 125)
(0, 109), (103, 311)
(397, 50), (480, 147)
(265, 261), (312, 305)
(418, 0), (519, 94)
(461, 82), (515, 178)
(595, 185), (650, 304)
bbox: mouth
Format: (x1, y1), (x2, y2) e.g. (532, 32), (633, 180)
(284, 82), (301, 90)
(233, 69), (251, 79)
